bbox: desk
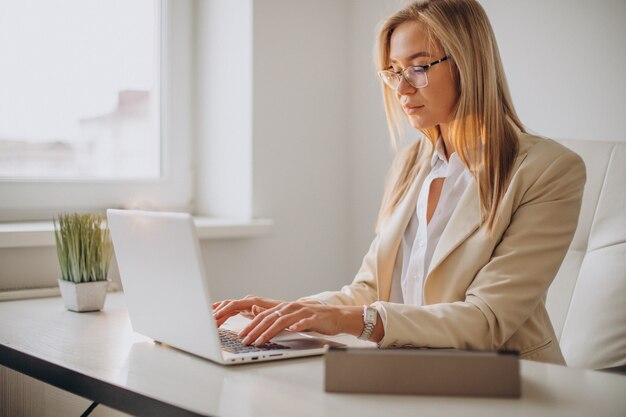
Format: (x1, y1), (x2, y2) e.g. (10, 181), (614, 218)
(1, 293), (624, 417)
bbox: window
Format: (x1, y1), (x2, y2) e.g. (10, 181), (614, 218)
(0, 0), (193, 221)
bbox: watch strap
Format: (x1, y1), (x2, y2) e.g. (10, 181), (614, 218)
(358, 306), (377, 341)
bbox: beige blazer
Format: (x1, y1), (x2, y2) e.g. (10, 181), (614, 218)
(304, 130), (586, 364)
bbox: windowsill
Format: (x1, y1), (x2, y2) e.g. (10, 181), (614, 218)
(0, 217), (274, 249)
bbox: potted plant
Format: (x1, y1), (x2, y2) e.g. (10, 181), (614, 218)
(53, 213), (113, 312)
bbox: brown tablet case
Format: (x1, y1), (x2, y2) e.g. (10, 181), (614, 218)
(325, 347), (520, 397)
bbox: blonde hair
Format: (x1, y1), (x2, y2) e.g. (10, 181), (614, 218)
(377, 0), (524, 231)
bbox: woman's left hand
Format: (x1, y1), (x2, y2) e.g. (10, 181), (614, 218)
(238, 301), (363, 347)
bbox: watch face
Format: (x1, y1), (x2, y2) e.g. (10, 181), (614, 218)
(365, 308), (377, 322)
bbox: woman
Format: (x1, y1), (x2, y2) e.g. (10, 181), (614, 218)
(213, 0), (585, 364)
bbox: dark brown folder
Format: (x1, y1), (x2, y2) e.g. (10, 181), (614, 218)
(325, 347), (520, 397)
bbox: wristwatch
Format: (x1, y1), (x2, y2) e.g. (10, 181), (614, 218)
(358, 306), (377, 341)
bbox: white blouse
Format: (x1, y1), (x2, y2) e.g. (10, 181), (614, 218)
(389, 138), (473, 305)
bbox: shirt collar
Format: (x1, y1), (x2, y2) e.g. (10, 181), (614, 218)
(430, 137), (449, 168)
(430, 137), (468, 178)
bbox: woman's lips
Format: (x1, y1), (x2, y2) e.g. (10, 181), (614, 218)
(404, 105), (424, 115)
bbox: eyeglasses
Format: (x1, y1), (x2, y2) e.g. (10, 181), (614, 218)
(378, 55), (450, 90)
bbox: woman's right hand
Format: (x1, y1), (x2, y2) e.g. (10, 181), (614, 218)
(212, 296), (284, 328)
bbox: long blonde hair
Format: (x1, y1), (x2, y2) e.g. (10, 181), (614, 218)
(377, 0), (523, 231)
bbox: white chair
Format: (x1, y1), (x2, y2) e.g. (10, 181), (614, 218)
(547, 139), (626, 370)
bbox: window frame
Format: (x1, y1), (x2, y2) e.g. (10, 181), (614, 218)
(0, 0), (194, 222)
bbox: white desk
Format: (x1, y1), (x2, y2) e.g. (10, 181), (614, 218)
(0, 292), (624, 417)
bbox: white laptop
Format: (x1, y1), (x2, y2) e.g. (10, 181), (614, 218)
(107, 209), (343, 365)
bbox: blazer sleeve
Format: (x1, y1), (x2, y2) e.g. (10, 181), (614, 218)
(373, 148), (586, 349)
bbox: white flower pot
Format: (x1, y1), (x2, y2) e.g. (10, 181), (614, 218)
(57, 279), (109, 312)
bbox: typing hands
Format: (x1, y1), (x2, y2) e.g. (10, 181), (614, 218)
(212, 296), (363, 347)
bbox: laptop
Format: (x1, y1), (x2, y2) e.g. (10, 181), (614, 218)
(107, 209), (344, 365)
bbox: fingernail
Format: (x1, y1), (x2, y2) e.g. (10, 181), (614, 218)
(242, 337), (251, 345)
(253, 338), (264, 347)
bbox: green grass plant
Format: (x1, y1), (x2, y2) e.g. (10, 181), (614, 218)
(53, 213), (112, 283)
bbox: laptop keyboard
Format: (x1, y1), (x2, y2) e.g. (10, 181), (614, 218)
(218, 328), (291, 354)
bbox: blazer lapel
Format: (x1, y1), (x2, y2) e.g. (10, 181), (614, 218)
(376, 161), (430, 301)
(426, 178), (481, 280)
(425, 124), (528, 281)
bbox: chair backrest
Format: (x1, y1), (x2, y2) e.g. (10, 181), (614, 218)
(547, 139), (626, 369)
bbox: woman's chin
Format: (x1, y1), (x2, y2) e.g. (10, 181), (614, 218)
(407, 116), (434, 131)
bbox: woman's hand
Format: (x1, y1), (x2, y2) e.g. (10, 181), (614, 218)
(238, 301), (364, 347)
(212, 296), (364, 346)
(212, 296), (284, 327)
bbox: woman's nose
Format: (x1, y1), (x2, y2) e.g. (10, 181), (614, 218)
(396, 75), (416, 95)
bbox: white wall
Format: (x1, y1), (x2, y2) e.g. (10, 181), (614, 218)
(482, 0), (626, 141)
(346, 0), (408, 269)
(198, 0), (354, 302)
(195, 0), (254, 220)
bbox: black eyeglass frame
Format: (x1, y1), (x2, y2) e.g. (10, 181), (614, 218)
(378, 55), (451, 90)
